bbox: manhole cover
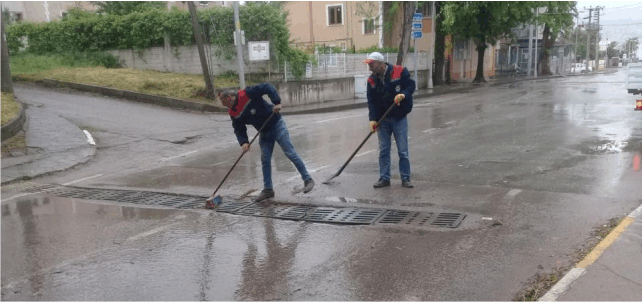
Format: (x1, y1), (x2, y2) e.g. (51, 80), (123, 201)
(216, 200), (254, 213)
(430, 212), (466, 228)
(303, 207), (386, 225)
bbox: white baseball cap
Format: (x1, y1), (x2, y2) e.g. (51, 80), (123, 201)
(364, 52), (385, 64)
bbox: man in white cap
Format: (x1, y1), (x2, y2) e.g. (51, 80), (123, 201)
(364, 52), (416, 188)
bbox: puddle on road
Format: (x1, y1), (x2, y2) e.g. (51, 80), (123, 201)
(1, 195), (179, 220)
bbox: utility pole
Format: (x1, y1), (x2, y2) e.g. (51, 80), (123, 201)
(188, 1), (215, 98)
(428, 0), (435, 89)
(574, 13), (580, 63)
(233, 1), (246, 89)
(528, 19), (533, 77)
(534, 7), (539, 78)
(595, 6), (601, 71)
(585, 7), (592, 69)
(1, 14), (14, 93)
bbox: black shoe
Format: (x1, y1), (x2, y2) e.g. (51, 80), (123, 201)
(303, 179), (315, 193)
(373, 179), (390, 188)
(254, 189), (275, 202)
(402, 179), (414, 188)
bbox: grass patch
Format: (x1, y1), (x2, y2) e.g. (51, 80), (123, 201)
(1, 92), (21, 126)
(1, 131), (27, 157)
(11, 53), (253, 104)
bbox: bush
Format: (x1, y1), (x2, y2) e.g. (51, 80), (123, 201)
(10, 51), (121, 74)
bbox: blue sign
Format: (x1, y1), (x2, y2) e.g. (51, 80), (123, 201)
(413, 13), (422, 21)
(412, 31), (422, 39)
(412, 22), (422, 29)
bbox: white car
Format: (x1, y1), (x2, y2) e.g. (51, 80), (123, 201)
(571, 63), (593, 73)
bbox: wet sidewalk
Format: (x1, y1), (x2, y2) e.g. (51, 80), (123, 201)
(541, 206), (642, 301)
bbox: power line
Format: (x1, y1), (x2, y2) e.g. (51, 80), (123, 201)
(600, 22), (643, 26)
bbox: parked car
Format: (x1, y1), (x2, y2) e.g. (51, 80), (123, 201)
(571, 63), (593, 73)
(626, 63), (642, 110)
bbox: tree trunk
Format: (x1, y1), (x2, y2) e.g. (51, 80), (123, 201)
(187, 1), (214, 99)
(396, 2), (414, 66)
(473, 44), (486, 83)
(433, 1), (445, 85)
(540, 24), (557, 76)
(1, 16), (13, 93)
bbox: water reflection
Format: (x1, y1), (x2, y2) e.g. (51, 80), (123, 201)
(236, 219), (308, 300)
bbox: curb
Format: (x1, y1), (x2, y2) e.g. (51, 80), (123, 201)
(1, 97), (26, 142)
(538, 205), (642, 301)
(24, 73), (575, 117)
(37, 78), (226, 113)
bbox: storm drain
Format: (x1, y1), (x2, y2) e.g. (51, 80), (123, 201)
(375, 210), (466, 228)
(27, 185), (466, 228)
(303, 207), (386, 225)
(232, 202), (312, 221)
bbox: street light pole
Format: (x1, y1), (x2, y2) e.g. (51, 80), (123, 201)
(233, 1), (246, 89)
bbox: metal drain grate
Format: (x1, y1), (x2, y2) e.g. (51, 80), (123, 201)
(303, 207), (386, 225)
(233, 202), (312, 220)
(376, 211), (465, 228)
(430, 213), (466, 228)
(22, 184), (467, 228)
(216, 200), (254, 213)
(375, 210), (434, 226)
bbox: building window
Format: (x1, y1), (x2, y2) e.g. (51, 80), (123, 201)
(14, 12), (22, 22)
(327, 4), (343, 26)
(362, 18), (375, 35)
(60, 10), (67, 18)
(421, 2), (432, 17)
(199, 1), (208, 6)
(454, 37), (470, 60)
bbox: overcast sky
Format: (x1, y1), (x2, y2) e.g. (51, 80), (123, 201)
(575, 1), (642, 56)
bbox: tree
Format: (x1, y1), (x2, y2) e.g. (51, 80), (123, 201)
(606, 41), (619, 59)
(187, 1), (214, 99)
(396, 2), (415, 65)
(625, 37), (639, 58)
(433, 1), (447, 85)
(1, 15), (13, 93)
(91, 1), (164, 15)
(536, 1), (576, 75)
(443, 2), (534, 83)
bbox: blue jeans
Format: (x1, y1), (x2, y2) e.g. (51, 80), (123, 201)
(259, 118), (311, 190)
(377, 116), (411, 182)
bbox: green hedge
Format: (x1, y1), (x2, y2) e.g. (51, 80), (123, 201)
(6, 3), (310, 78)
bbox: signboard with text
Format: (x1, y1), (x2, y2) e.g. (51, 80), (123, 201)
(249, 41), (270, 61)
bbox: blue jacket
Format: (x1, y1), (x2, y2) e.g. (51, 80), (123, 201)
(229, 83), (282, 146)
(367, 63), (416, 121)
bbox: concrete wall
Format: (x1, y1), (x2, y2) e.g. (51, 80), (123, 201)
(275, 77), (355, 106)
(107, 45), (274, 76)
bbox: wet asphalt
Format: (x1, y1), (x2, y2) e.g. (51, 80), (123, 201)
(1, 69), (640, 300)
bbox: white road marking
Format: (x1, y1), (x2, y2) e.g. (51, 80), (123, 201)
(63, 174), (104, 185)
(356, 149), (376, 157)
(423, 128), (437, 133)
(159, 150), (199, 162)
(505, 189), (522, 198)
(127, 222), (181, 241)
(286, 165), (332, 182)
(83, 130), (96, 145)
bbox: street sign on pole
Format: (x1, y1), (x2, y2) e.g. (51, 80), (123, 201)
(413, 13), (422, 21)
(412, 31), (422, 39)
(412, 22), (422, 30)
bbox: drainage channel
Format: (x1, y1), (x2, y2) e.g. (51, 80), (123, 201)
(23, 184), (466, 228)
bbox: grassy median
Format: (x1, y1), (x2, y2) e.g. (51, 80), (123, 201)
(1, 92), (20, 126)
(11, 53), (251, 104)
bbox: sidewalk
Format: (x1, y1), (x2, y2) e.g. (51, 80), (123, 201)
(1, 106), (96, 184)
(540, 206), (642, 301)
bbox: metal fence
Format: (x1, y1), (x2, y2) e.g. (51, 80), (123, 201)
(283, 52), (432, 82)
